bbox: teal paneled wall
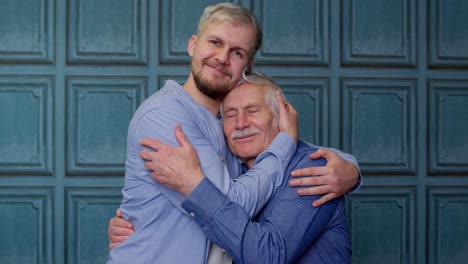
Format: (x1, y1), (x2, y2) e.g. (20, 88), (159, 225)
(0, 0), (467, 263)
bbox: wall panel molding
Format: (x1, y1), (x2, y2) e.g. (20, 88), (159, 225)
(0, 188), (53, 263)
(428, 80), (468, 174)
(0, 0), (54, 64)
(275, 77), (328, 145)
(0, 76), (53, 175)
(342, 0), (416, 66)
(66, 77), (146, 175)
(66, 188), (121, 264)
(428, 187), (468, 264)
(253, 0), (329, 65)
(429, 0), (468, 67)
(342, 78), (416, 175)
(67, 0), (148, 65)
(346, 186), (416, 264)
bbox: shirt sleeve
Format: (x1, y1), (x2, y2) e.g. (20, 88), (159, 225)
(127, 99), (295, 217)
(304, 142), (362, 193)
(182, 177), (343, 264)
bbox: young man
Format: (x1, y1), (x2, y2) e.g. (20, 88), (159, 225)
(108, 3), (359, 263)
(112, 74), (351, 263)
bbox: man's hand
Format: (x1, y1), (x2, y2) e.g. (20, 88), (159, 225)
(289, 149), (359, 207)
(140, 125), (205, 197)
(276, 91), (298, 142)
(108, 208), (134, 250)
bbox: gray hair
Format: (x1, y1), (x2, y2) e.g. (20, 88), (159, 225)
(221, 72), (285, 127)
(241, 72), (284, 119)
(197, 3), (262, 54)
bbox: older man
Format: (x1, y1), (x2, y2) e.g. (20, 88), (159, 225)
(112, 74), (351, 263)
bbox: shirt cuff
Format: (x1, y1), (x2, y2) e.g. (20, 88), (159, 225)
(182, 177), (227, 224)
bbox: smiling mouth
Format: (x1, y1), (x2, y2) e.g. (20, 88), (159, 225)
(206, 64), (228, 76)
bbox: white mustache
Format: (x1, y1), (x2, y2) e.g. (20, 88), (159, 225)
(230, 127), (261, 140)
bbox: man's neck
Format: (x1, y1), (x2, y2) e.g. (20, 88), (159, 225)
(183, 74), (222, 116)
(243, 159), (255, 169)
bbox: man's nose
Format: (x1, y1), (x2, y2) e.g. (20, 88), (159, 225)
(235, 113), (249, 129)
(215, 48), (230, 65)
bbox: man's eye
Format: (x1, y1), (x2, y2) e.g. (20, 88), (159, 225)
(232, 50), (242, 57)
(210, 40), (220, 46)
(225, 112), (236, 118)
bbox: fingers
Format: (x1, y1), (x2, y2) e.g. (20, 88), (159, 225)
(289, 175), (322, 187)
(109, 242), (120, 251)
(108, 215), (134, 250)
(276, 90), (286, 106)
(174, 125), (190, 147)
(291, 166), (326, 178)
(116, 208), (122, 218)
(276, 91), (298, 142)
(110, 216), (133, 230)
(296, 185), (330, 196)
(312, 193), (338, 207)
(139, 138), (158, 149)
(308, 148), (327, 160)
(140, 149), (155, 161)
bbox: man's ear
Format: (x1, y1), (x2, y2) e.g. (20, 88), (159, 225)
(244, 59), (255, 74)
(187, 35), (197, 57)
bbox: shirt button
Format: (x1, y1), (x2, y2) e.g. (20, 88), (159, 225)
(190, 212), (195, 217)
(220, 156), (224, 161)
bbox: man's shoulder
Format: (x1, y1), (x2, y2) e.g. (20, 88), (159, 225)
(293, 140), (326, 168)
(134, 80), (197, 117)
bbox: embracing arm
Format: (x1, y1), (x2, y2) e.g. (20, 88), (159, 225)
(290, 145), (361, 207)
(181, 176), (346, 263)
(140, 125), (296, 217)
(139, 93), (298, 217)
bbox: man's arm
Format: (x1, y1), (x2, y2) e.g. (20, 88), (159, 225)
(136, 93), (298, 217)
(108, 209), (133, 250)
(290, 146), (361, 207)
(139, 124), (296, 217)
(182, 156), (349, 263)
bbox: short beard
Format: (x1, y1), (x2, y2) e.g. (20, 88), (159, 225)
(193, 70), (231, 100)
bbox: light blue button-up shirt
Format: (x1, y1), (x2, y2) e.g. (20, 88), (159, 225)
(107, 80), (297, 264)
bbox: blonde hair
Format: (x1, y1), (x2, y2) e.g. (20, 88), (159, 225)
(197, 3), (262, 52)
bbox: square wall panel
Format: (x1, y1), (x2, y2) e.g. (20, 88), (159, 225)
(0, 188), (53, 263)
(66, 77), (146, 175)
(253, 0), (329, 65)
(67, 0), (147, 64)
(66, 188), (122, 264)
(342, 79), (416, 175)
(429, 80), (468, 174)
(342, 0), (416, 66)
(0, 0), (54, 63)
(276, 77), (328, 145)
(346, 187), (416, 264)
(0, 76), (53, 175)
(428, 187), (468, 264)
(429, 0), (468, 67)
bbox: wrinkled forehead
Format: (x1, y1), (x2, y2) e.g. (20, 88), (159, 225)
(223, 83), (266, 108)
